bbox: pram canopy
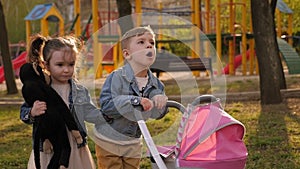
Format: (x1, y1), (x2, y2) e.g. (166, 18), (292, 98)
(175, 95), (248, 169)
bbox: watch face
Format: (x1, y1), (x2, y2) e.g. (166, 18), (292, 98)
(132, 97), (140, 105)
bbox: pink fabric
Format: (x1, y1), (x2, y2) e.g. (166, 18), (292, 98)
(177, 156), (247, 169)
(176, 103), (248, 169)
(175, 105), (191, 156)
(179, 107), (210, 157)
(179, 125), (247, 161)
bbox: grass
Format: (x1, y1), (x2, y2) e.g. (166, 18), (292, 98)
(0, 75), (300, 168)
(225, 101), (300, 169)
(0, 106), (32, 168)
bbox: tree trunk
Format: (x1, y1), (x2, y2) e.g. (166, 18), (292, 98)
(0, 1), (18, 94)
(251, 0), (286, 105)
(116, 0), (134, 35)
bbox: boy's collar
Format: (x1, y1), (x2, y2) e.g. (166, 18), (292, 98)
(122, 63), (136, 82)
(121, 63), (159, 88)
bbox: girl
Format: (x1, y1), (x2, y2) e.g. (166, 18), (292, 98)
(20, 34), (104, 169)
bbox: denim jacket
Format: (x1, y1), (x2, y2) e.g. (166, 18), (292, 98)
(20, 79), (105, 146)
(94, 63), (168, 142)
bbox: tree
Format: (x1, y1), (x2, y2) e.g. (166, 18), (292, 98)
(251, 0), (286, 105)
(116, 0), (133, 35)
(0, 0), (18, 94)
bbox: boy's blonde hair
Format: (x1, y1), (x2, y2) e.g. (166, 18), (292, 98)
(120, 26), (155, 50)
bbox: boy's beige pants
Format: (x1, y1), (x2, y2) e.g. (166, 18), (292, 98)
(95, 139), (142, 169)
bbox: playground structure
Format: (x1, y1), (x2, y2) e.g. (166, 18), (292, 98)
(276, 0), (293, 45)
(71, 0), (122, 78)
(24, 3), (65, 49)
(115, 1), (261, 76)
(132, 0), (297, 76)
(214, 0), (254, 75)
(23, 1), (300, 78)
(72, 0), (210, 78)
(0, 51), (27, 83)
(1, 0), (299, 83)
(0, 4), (63, 83)
(133, 0), (254, 76)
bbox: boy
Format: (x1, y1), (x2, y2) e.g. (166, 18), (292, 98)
(93, 26), (168, 169)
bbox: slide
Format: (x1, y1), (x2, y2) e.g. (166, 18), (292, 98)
(277, 37), (300, 74)
(0, 51), (27, 83)
(223, 50), (252, 74)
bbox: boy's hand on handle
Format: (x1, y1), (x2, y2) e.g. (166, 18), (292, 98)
(30, 100), (47, 117)
(140, 98), (154, 111)
(152, 95), (168, 110)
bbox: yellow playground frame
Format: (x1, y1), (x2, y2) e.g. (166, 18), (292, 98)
(24, 0), (294, 78)
(24, 3), (64, 50)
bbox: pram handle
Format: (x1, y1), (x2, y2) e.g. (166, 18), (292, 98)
(166, 100), (186, 114)
(191, 94), (219, 106)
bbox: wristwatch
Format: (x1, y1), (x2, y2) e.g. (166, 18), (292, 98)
(131, 96), (141, 106)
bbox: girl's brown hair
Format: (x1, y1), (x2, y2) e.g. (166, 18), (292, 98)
(27, 34), (47, 65)
(27, 34), (83, 79)
(28, 34), (82, 65)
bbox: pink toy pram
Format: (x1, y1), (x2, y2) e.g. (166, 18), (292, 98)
(148, 95), (248, 169)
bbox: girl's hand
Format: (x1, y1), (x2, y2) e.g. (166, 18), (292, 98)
(43, 139), (53, 154)
(140, 98), (154, 111)
(30, 100), (47, 117)
(152, 95), (168, 110)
